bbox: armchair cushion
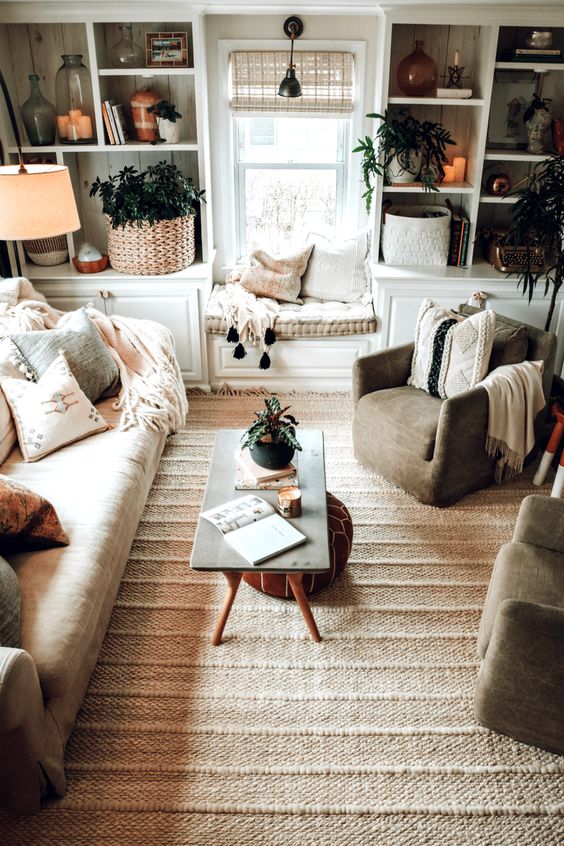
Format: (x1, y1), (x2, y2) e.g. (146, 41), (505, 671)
(356, 385), (442, 462)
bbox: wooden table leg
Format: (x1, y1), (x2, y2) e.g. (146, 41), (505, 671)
(287, 573), (322, 643)
(211, 571), (242, 646)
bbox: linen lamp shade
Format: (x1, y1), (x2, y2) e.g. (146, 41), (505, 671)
(0, 164), (80, 239)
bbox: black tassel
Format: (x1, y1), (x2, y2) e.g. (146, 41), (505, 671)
(233, 343), (246, 360)
(226, 326), (239, 343)
(264, 327), (276, 346)
(259, 351), (271, 370)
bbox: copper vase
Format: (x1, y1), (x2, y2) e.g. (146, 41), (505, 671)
(553, 119), (564, 155)
(397, 40), (438, 97)
(130, 87), (160, 142)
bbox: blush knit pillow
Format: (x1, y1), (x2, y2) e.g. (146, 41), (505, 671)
(238, 244), (313, 304)
(408, 298), (495, 399)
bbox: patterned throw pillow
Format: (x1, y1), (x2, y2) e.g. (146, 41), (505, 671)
(301, 229), (370, 303)
(0, 475), (68, 551)
(238, 244), (314, 304)
(409, 298), (495, 399)
(1, 352), (109, 462)
(0, 555), (20, 646)
(8, 308), (120, 403)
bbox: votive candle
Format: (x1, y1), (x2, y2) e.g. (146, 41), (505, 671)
(68, 109), (82, 123)
(453, 156), (466, 183)
(67, 121), (79, 142)
(442, 165), (456, 183)
(77, 115), (93, 139)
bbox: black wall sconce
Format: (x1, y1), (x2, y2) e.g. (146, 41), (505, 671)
(278, 16), (303, 98)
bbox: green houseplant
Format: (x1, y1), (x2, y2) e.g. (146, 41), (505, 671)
(241, 396), (302, 470)
(505, 154), (564, 331)
(90, 161), (205, 274)
(147, 100), (182, 144)
(354, 109), (456, 212)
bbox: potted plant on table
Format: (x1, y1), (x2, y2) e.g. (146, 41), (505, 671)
(505, 154), (564, 332)
(90, 160), (205, 275)
(147, 99), (182, 144)
(241, 396), (302, 470)
(354, 109), (456, 211)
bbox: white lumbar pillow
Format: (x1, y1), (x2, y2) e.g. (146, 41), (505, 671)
(1, 351), (109, 462)
(300, 229), (370, 303)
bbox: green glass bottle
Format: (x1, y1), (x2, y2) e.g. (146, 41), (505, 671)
(20, 74), (56, 146)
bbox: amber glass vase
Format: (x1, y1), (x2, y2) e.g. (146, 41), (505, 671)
(397, 40), (438, 97)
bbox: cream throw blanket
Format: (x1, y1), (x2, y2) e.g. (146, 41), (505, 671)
(481, 360), (545, 482)
(217, 281), (279, 350)
(0, 278), (187, 435)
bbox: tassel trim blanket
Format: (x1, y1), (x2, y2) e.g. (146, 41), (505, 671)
(216, 281), (280, 370)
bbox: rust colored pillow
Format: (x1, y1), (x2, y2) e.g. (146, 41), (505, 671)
(243, 492), (353, 598)
(0, 475), (69, 551)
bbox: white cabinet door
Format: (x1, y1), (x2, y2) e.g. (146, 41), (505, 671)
(38, 294), (100, 313)
(102, 289), (202, 382)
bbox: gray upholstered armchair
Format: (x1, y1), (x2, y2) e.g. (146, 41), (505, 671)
(474, 495), (564, 755)
(352, 308), (556, 506)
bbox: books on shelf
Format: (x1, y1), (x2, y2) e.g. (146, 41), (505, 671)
(200, 494), (306, 565)
(101, 100), (130, 145)
(446, 200), (470, 267)
(507, 48), (562, 63)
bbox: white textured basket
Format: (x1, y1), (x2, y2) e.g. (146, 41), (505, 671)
(381, 205), (451, 266)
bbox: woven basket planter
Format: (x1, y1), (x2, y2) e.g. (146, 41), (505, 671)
(381, 204), (451, 266)
(105, 214), (196, 275)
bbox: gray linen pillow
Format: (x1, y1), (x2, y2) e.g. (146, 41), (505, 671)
(7, 309), (119, 404)
(0, 555), (20, 648)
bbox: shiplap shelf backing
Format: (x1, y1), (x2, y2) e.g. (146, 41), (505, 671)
(229, 51), (354, 113)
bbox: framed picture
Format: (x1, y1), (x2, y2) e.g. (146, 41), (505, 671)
(487, 75), (537, 149)
(145, 32), (189, 68)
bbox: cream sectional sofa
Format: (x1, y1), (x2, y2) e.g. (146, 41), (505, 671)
(0, 398), (166, 814)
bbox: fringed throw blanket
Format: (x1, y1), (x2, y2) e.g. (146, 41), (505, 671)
(0, 278), (187, 435)
(481, 360), (545, 482)
(216, 282), (279, 370)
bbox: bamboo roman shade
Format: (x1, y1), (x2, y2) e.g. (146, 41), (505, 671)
(230, 51), (354, 113)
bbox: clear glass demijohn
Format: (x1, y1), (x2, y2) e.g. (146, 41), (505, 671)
(109, 25), (144, 68)
(55, 54), (95, 143)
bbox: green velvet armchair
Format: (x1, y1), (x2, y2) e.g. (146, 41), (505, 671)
(352, 308), (556, 507)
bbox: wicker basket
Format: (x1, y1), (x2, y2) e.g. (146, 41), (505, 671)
(381, 204), (451, 266)
(23, 235), (68, 267)
(106, 215), (196, 275)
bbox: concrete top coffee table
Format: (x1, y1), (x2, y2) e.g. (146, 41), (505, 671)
(191, 428), (330, 644)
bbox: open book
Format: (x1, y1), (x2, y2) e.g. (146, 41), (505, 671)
(201, 495), (306, 565)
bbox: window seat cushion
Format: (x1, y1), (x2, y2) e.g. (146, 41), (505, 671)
(205, 284), (376, 338)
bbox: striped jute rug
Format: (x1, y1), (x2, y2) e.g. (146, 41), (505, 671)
(2, 391), (563, 845)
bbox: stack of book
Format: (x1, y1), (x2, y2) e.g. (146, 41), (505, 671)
(101, 100), (130, 145)
(510, 48), (562, 63)
(234, 448), (298, 491)
(446, 202), (470, 267)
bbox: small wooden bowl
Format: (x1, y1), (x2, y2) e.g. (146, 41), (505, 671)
(72, 255), (109, 274)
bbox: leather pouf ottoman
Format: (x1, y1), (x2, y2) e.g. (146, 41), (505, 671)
(243, 492), (353, 598)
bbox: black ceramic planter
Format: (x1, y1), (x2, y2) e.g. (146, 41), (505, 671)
(250, 440), (295, 470)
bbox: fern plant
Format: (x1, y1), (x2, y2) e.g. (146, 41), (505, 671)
(90, 161), (205, 229)
(506, 154), (564, 331)
(354, 109), (456, 212)
(241, 397), (302, 451)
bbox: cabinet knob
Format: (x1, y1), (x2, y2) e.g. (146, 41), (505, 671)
(98, 289), (111, 299)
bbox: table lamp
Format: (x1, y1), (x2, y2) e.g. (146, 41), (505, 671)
(0, 70), (80, 272)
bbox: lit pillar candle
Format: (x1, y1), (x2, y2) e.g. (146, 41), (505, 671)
(453, 156), (466, 183)
(68, 109), (82, 123)
(78, 115), (93, 139)
(442, 165), (456, 183)
(56, 115), (70, 139)
(454, 50), (460, 67)
(67, 121), (79, 142)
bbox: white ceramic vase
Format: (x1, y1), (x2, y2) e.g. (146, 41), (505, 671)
(157, 117), (181, 144)
(386, 150), (422, 184)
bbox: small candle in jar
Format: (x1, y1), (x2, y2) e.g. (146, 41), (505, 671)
(454, 50), (460, 67)
(442, 165), (456, 183)
(78, 115), (93, 139)
(68, 109), (82, 123)
(67, 121), (79, 142)
(278, 486), (302, 518)
(453, 156), (466, 183)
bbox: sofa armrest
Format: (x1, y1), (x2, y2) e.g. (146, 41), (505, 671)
(0, 648), (48, 814)
(434, 384), (489, 459)
(474, 599), (564, 755)
(353, 343), (414, 405)
(512, 494), (564, 555)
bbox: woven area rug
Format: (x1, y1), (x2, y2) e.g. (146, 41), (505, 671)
(2, 390), (563, 845)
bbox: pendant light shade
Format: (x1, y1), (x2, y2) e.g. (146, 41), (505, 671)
(278, 16), (303, 99)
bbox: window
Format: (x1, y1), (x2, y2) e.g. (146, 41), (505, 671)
(235, 116), (349, 256)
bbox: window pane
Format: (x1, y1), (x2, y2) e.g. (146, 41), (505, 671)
(244, 168), (336, 254)
(239, 117), (341, 163)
